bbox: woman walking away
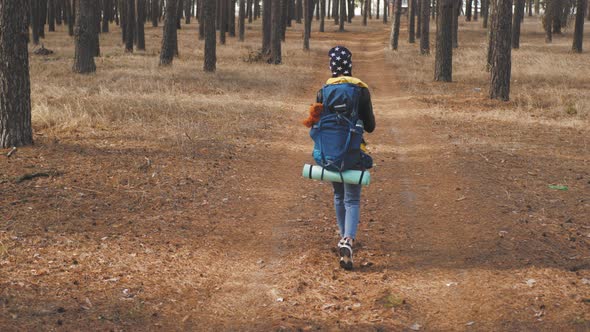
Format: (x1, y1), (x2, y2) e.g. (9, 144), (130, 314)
(305, 46), (376, 270)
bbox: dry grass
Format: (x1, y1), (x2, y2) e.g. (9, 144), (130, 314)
(387, 17), (590, 123)
(29, 22), (318, 146)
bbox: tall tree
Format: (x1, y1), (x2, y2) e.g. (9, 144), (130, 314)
(466, 0), (472, 20)
(572, 0), (587, 52)
(417, 0), (422, 38)
(435, 0), (453, 81)
(125, 0), (135, 52)
(31, 0), (41, 44)
(304, 0), (312, 48)
(73, 0), (97, 73)
(544, 0), (554, 42)
(389, 0), (402, 49)
(482, 0), (489, 28)
(383, 0), (388, 23)
(136, 0), (146, 50)
(270, 0), (281, 63)
(452, 0), (460, 48)
(160, 0), (178, 65)
(489, 0), (512, 100)
(511, 0), (524, 48)
(473, 0), (478, 20)
(66, 0), (74, 36)
(152, 0), (159, 26)
(420, 0), (430, 54)
(0, 0), (32, 148)
(262, 0), (271, 52)
(204, 0), (216, 71)
(103, 0), (111, 32)
(409, 0), (416, 43)
(320, 0), (326, 31)
(338, 0), (345, 31)
(363, 0), (368, 25)
(239, 0), (246, 40)
(220, 0), (227, 44)
(48, 0), (56, 31)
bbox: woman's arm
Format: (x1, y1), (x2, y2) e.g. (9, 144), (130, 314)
(359, 88), (375, 133)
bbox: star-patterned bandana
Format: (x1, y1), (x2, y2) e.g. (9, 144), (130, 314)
(328, 46), (352, 78)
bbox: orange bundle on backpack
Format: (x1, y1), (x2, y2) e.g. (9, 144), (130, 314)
(303, 103), (323, 128)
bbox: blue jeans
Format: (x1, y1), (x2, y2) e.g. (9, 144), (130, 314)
(332, 182), (362, 239)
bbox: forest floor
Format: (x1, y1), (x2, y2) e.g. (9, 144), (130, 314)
(1, 17), (590, 331)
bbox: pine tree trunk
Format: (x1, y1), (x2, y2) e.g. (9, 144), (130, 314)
(0, 0), (33, 148)
(332, 0), (338, 23)
(185, 0), (191, 23)
(296, 0), (302, 22)
(389, 0), (401, 49)
(383, 0), (388, 23)
(31, 0), (41, 44)
(435, 0), (453, 81)
(544, 0), (553, 43)
(239, 0), (246, 40)
(465, 0), (472, 20)
(73, 0), (97, 73)
(270, 0), (281, 63)
(416, 0), (422, 38)
(338, 0), (345, 31)
(66, 0), (74, 36)
(39, 0), (47, 38)
(103, 0), (111, 32)
(151, 0), (159, 26)
(160, 0), (178, 65)
(552, 0), (562, 34)
(304, 0), (312, 48)
(320, 0), (326, 30)
(262, 0), (271, 52)
(125, 0), (135, 51)
(199, 0), (205, 39)
(229, 0), (236, 37)
(482, 0), (489, 28)
(452, 0), (460, 48)
(136, 0), (145, 50)
(473, 0), (478, 20)
(572, 0), (587, 52)
(254, 0), (260, 19)
(220, 0), (227, 44)
(420, 0), (430, 54)
(247, 0), (253, 22)
(511, 0), (524, 49)
(204, 0), (216, 71)
(377, 0), (380, 19)
(408, 0), (415, 42)
(363, 0), (368, 25)
(48, 0), (56, 31)
(489, 0), (512, 101)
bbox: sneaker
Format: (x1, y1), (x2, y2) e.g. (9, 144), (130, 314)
(339, 239), (353, 270)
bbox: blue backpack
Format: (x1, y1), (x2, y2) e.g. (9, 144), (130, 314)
(310, 83), (367, 172)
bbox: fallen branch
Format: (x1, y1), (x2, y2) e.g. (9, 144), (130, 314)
(16, 169), (62, 183)
(6, 147), (17, 158)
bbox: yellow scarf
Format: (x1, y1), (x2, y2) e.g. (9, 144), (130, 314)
(325, 76), (369, 88)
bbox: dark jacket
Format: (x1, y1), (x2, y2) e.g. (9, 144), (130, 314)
(316, 86), (376, 133)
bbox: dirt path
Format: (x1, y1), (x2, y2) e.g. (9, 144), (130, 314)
(199, 27), (590, 330)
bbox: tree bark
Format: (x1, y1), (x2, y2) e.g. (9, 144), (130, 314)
(102, 0), (111, 32)
(262, 0), (271, 52)
(466, 0), (472, 20)
(420, 0), (430, 54)
(0, 0), (33, 148)
(304, 0), (312, 48)
(473, 0), (478, 20)
(125, 0), (135, 52)
(239, 0), (246, 40)
(489, 0), (512, 101)
(409, 0), (416, 42)
(572, 0), (587, 52)
(73, 0), (97, 73)
(338, 0), (345, 31)
(270, 0), (281, 63)
(160, 0), (178, 65)
(136, 0), (145, 50)
(417, 0), (421, 38)
(320, 0), (326, 31)
(363, 0), (368, 25)
(435, 0), (453, 81)
(229, 0), (236, 37)
(511, 0), (524, 49)
(482, 0), (489, 28)
(151, 0), (159, 26)
(383, 0), (388, 23)
(452, 0), (460, 48)
(48, 0), (56, 31)
(66, 0), (74, 36)
(204, 0), (216, 71)
(389, 0), (401, 49)
(544, 0), (553, 42)
(296, 0), (302, 22)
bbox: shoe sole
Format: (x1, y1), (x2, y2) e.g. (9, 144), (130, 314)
(339, 247), (353, 270)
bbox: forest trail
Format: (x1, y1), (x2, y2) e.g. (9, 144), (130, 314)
(3, 21), (589, 332)
(198, 27), (590, 330)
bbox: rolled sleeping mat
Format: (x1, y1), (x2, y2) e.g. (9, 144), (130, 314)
(302, 164), (371, 186)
